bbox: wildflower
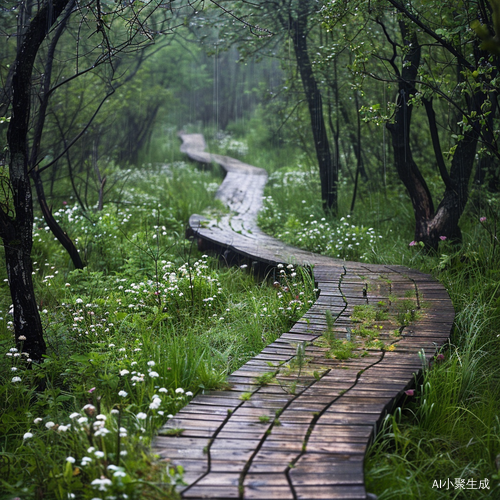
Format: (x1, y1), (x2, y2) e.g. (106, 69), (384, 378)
(136, 412), (147, 420)
(186, 391), (193, 397)
(439, 236), (447, 241)
(94, 428), (111, 437)
(405, 389), (415, 397)
(158, 387), (168, 393)
(147, 360), (156, 367)
(23, 432), (33, 439)
(69, 412), (80, 419)
(58, 425), (70, 432)
(88, 387), (96, 393)
(119, 369), (130, 376)
(77, 417), (88, 425)
(18, 335), (26, 341)
(118, 390), (128, 397)
(436, 353), (445, 362)
(91, 477), (112, 491)
(149, 371), (159, 378)
(175, 388), (185, 394)
(94, 451), (105, 458)
(11, 376), (21, 383)
(81, 456), (92, 466)
(66, 457), (76, 464)
(409, 241), (416, 247)
(480, 217), (487, 223)
(96, 414), (106, 421)
(33, 417), (43, 424)
(150, 397), (161, 410)
(45, 421), (55, 429)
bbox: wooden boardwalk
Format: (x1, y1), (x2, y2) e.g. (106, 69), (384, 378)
(153, 134), (454, 500)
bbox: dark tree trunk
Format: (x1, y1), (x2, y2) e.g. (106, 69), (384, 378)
(2, 0), (71, 361)
(27, 0), (83, 270)
(387, 25), (482, 249)
(32, 169), (85, 269)
(386, 29), (436, 245)
(291, 0), (337, 214)
(427, 107), (483, 244)
(4, 235), (45, 361)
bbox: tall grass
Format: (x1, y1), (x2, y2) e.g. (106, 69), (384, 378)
(0, 156), (315, 499)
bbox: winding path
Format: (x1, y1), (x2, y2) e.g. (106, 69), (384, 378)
(153, 134), (454, 500)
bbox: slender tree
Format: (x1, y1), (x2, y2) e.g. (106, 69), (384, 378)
(0, 0), (198, 361)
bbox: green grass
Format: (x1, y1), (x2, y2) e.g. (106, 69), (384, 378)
(0, 158), (316, 499)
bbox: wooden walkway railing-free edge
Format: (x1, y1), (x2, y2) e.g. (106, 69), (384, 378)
(152, 133), (454, 500)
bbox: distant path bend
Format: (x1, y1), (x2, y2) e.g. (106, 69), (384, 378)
(154, 133), (454, 500)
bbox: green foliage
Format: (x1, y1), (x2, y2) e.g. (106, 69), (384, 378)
(0, 153), (319, 498)
(258, 177), (383, 261)
(255, 372), (277, 386)
(325, 339), (359, 360)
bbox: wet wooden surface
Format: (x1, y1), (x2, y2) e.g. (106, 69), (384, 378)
(153, 133), (454, 500)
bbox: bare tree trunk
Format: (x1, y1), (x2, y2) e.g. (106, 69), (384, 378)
(386, 29), (436, 244)
(28, 0), (84, 269)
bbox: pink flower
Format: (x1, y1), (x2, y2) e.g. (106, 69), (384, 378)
(480, 217), (487, 223)
(439, 236), (447, 241)
(435, 354), (445, 362)
(63, 201), (67, 206)
(409, 241), (416, 247)
(405, 389), (415, 396)
(88, 387), (96, 393)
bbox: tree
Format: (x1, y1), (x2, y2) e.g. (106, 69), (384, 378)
(322, 0), (500, 248)
(0, 0), (196, 362)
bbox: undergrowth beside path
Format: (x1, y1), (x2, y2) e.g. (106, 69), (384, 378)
(0, 160), (315, 500)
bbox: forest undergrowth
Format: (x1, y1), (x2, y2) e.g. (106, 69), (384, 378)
(1, 129), (499, 499)
(0, 152), (316, 500)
